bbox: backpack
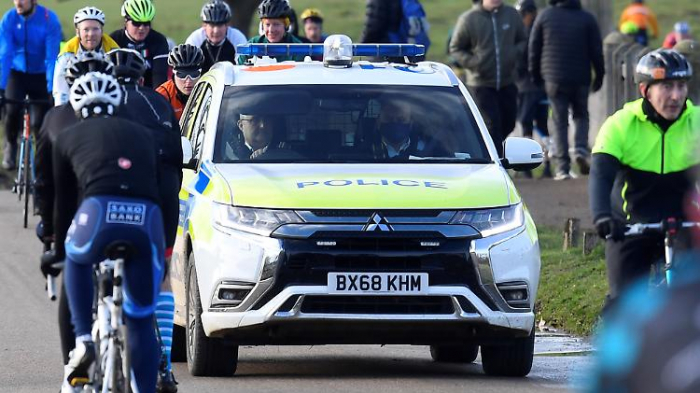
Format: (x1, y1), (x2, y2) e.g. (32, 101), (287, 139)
(387, 0), (431, 54)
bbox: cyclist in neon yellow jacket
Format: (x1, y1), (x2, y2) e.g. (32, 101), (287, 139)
(52, 7), (119, 106)
(589, 49), (700, 307)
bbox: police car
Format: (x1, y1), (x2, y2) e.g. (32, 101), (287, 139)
(171, 35), (543, 378)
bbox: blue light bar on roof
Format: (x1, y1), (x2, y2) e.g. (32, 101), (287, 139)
(236, 43), (426, 58)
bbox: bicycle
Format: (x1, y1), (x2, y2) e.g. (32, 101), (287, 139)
(69, 241), (138, 393)
(621, 218), (700, 288)
(6, 97), (51, 228)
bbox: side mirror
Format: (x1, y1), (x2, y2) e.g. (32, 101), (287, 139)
(502, 137), (543, 171)
(181, 137), (196, 170)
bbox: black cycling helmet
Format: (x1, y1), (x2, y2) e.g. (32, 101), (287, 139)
(634, 49), (693, 84)
(65, 52), (114, 87)
(258, 0), (291, 20)
(516, 0), (537, 14)
(201, 0), (231, 24)
(106, 48), (146, 84)
(168, 44), (205, 70)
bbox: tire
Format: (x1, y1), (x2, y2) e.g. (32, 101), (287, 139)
(22, 138), (30, 228)
(186, 253), (238, 377)
(430, 344), (479, 363)
(170, 324), (187, 362)
(15, 139), (24, 201)
(480, 325), (535, 377)
(113, 326), (131, 393)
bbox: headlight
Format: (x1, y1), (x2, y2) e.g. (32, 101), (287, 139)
(213, 203), (303, 236)
(450, 204), (524, 237)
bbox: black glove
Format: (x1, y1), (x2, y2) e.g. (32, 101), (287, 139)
(595, 216), (626, 242)
(40, 249), (62, 277)
(591, 76), (604, 93)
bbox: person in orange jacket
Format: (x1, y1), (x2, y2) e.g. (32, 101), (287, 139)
(619, 0), (659, 46)
(156, 44), (204, 121)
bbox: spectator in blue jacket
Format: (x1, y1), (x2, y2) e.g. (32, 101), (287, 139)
(0, 0), (61, 169)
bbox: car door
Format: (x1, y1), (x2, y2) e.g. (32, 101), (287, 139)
(171, 82), (214, 323)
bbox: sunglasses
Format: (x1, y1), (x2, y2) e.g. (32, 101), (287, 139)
(174, 69), (202, 80)
(128, 20), (151, 28)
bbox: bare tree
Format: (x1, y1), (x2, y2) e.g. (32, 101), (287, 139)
(226, 0), (259, 38)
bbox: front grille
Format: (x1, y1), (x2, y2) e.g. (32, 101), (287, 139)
(250, 235), (499, 312)
(300, 295), (454, 315)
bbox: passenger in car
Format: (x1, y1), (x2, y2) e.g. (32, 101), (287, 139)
(371, 100), (445, 159)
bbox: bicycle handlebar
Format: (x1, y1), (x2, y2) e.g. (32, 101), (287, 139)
(624, 221), (700, 236)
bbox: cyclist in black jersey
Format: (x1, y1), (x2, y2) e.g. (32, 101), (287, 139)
(110, 0), (169, 88)
(57, 71), (170, 393)
(185, 0), (246, 72)
(107, 47), (182, 393)
(36, 51), (114, 370)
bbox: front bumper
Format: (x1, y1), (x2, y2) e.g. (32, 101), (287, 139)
(195, 221), (540, 343)
(202, 284), (535, 344)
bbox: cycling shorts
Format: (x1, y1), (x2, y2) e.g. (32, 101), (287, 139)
(65, 195), (165, 318)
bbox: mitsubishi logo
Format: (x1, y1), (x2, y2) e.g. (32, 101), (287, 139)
(363, 213), (393, 232)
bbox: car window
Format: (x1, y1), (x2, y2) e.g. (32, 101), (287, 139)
(213, 85), (490, 164)
(190, 86), (213, 160)
(181, 83), (207, 139)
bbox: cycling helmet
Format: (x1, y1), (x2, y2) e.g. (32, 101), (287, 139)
(70, 72), (123, 119)
(65, 52), (114, 87)
(106, 49), (146, 84)
(258, 0), (291, 20)
(634, 49), (693, 84)
(515, 0), (537, 14)
(300, 8), (323, 23)
(674, 21), (690, 35)
(121, 0), (156, 23)
(201, 0), (231, 24)
(74, 6), (105, 26)
(167, 44), (205, 70)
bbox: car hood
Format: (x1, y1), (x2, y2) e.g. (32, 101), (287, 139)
(210, 164), (519, 210)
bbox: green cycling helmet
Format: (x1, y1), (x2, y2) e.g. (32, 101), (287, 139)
(121, 0), (156, 22)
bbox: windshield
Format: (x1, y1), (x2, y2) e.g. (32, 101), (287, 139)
(213, 85), (490, 164)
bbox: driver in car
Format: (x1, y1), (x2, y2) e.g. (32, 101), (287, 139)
(372, 100), (443, 159)
(235, 113), (287, 160)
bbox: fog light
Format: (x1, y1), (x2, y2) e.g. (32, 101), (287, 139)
(211, 281), (254, 308)
(503, 289), (526, 301)
(496, 282), (530, 309)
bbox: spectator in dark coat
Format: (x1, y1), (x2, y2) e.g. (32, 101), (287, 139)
(515, 0), (551, 178)
(529, 0), (604, 180)
(449, 0), (527, 157)
(360, 0), (401, 44)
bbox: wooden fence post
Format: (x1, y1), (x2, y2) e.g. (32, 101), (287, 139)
(563, 218), (581, 251)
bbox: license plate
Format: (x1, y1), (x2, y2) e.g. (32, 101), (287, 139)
(328, 273), (429, 294)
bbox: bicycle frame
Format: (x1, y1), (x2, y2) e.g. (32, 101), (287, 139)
(10, 97), (48, 228)
(89, 258), (139, 393)
(623, 220), (700, 288)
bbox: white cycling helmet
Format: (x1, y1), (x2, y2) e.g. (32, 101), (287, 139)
(70, 72), (123, 119)
(74, 6), (105, 26)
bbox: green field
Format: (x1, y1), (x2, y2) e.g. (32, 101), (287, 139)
(42, 0), (697, 64)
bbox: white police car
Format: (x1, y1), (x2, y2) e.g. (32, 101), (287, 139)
(171, 35), (543, 378)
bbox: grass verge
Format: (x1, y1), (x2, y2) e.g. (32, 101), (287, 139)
(536, 226), (607, 336)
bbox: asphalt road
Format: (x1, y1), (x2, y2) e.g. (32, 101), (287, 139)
(0, 189), (592, 393)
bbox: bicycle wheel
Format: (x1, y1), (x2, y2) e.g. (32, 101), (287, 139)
(29, 138), (38, 217)
(111, 326), (131, 393)
(15, 138), (25, 201)
(22, 137), (30, 228)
